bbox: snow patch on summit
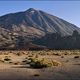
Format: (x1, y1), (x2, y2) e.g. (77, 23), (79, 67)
(30, 10), (35, 14)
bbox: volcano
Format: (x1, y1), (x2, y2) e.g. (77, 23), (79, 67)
(0, 8), (80, 50)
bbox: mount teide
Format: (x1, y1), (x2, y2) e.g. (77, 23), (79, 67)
(0, 8), (80, 50)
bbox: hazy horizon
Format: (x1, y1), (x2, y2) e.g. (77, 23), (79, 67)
(0, 1), (80, 27)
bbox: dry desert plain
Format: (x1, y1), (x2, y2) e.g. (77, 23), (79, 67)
(0, 50), (80, 80)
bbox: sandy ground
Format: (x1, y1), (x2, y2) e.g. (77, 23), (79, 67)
(0, 50), (80, 80)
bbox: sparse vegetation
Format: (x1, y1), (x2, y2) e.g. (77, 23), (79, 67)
(30, 60), (47, 68)
(29, 58), (61, 69)
(0, 50), (80, 80)
(14, 61), (20, 65)
(0, 59), (4, 63)
(9, 61), (13, 64)
(33, 74), (40, 77)
(0, 50), (79, 67)
(16, 53), (21, 56)
(74, 56), (79, 58)
(61, 56), (64, 58)
(4, 57), (11, 61)
(53, 53), (61, 56)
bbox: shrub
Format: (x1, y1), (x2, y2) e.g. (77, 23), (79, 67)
(22, 59), (30, 64)
(30, 61), (47, 68)
(33, 74), (40, 77)
(66, 60), (69, 62)
(29, 58), (61, 69)
(9, 61), (13, 64)
(74, 56), (79, 58)
(28, 58), (34, 62)
(35, 54), (38, 58)
(53, 53), (61, 56)
(22, 58), (33, 64)
(64, 53), (67, 55)
(16, 53), (21, 56)
(52, 60), (61, 66)
(22, 60), (27, 63)
(4, 58), (11, 61)
(61, 56), (64, 58)
(0, 59), (4, 63)
(28, 55), (33, 57)
(14, 61), (20, 65)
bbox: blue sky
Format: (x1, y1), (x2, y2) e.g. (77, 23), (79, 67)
(0, 1), (80, 27)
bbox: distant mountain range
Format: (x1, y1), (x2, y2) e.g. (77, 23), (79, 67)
(0, 8), (80, 50)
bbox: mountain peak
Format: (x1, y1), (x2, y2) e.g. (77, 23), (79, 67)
(0, 8), (80, 49)
(28, 8), (36, 11)
(27, 8), (37, 12)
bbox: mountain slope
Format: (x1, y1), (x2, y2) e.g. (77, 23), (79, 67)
(0, 8), (80, 49)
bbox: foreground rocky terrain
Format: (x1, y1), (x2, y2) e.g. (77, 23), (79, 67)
(0, 50), (80, 80)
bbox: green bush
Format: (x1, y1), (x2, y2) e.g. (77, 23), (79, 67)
(30, 61), (47, 68)
(29, 58), (61, 69)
